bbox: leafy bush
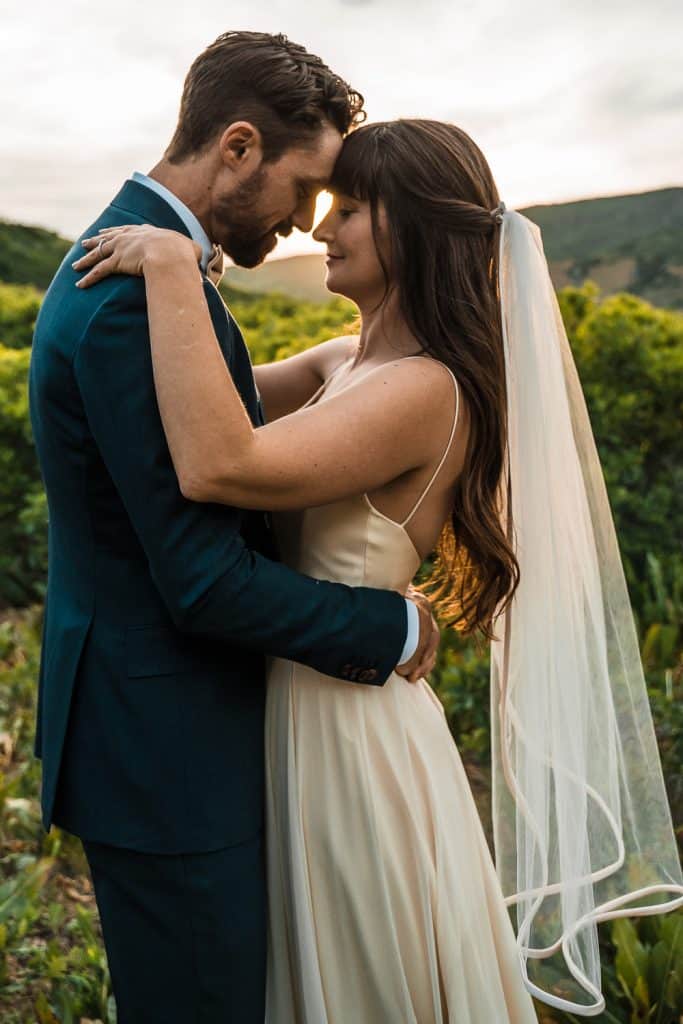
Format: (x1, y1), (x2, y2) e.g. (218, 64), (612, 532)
(559, 287), (683, 589)
(0, 611), (113, 1023)
(220, 285), (357, 363)
(0, 346), (46, 607)
(0, 283), (42, 350)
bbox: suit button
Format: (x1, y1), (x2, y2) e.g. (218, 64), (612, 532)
(359, 668), (378, 683)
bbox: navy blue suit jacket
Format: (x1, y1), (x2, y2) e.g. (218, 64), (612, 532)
(29, 180), (407, 854)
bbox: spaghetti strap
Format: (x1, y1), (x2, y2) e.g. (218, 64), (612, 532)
(400, 360), (460, 528)
(299, 357), (351, 410)
(300, 378), (328, 410)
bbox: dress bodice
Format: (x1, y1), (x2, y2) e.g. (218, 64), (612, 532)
(272, 493), (422, 595)
(272, 355), (461, 597)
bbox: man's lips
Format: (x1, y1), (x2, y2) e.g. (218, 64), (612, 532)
(325, 253), (344, 261)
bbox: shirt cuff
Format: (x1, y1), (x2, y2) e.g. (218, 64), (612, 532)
(398, 598), (419, 666)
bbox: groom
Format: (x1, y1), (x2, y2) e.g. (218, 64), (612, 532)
(29, 30), (439, 1024)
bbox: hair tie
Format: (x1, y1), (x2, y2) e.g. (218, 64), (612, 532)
(490, 201), (506, 224)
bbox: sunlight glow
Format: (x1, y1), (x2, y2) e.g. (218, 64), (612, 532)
(271, 190), (334, 261)
(314, 190), (333, 226)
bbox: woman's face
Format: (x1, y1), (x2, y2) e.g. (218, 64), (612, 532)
(312, 194), (391, 306)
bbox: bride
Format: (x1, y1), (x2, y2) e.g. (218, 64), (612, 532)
(75, 118), (682, 1020)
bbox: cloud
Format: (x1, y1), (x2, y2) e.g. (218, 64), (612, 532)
(1, 0), (681, 249)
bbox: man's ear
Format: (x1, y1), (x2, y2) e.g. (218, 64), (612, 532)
(219, 121), (263, 172)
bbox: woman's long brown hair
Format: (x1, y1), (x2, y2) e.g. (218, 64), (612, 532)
(330, 119), (519, 642)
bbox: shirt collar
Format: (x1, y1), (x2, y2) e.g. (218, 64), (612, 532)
(130, 171), (214, 272)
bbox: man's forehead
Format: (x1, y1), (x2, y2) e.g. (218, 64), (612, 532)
(299, 127), (342, 174)
(299, 174), (330, 189)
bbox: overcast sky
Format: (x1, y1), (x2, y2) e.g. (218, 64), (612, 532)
(1, 0), (681, 259)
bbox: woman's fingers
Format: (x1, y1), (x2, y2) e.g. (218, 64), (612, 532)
(407, 619), (440, 682)
(73, 246), (109, 270)
(73, 225), (199, 287)
(75, 255), (119, 289)
(94, 226), (132, 240)
(72, 237), (116, 270)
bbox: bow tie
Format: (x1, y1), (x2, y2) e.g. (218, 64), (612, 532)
(206, 244), (225, 287)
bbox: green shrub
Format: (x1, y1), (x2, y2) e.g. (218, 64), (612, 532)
(0, 346), (46, 607)
(561, 288), (683, 589)
(0, 282), (42, 350)
(220, 286), (357, 363)
(0, 611), (113, 1023)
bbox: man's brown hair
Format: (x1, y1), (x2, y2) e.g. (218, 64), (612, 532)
(166, 31), (366, 163)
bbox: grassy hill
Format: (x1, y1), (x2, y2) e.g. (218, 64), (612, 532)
(2, 186), (682, 308)
(0, 221), (71, 290)
(225, 253), (328, 303)
(522, 187), (683, 310)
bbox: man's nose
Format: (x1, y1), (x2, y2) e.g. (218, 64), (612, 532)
(291, 197), (317, 234)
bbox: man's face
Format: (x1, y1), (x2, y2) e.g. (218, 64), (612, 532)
(210, 122), (343, 267)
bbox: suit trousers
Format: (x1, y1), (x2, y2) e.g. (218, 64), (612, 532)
(82, 830), (266, 1024)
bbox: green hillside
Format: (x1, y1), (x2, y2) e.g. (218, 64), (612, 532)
(0, 221), (71, 290)
(523, 187), (683, 262)
(522, 187), (683, 310)
(225, 253), (329, 302)
(2, 186), (683, 308)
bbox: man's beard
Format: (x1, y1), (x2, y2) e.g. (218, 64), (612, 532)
(213, 167), (293, 268)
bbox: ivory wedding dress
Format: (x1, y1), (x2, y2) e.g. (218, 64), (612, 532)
(264, 363), (538, 1023)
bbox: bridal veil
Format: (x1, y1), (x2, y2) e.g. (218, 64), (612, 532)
(489, 207), (683, 1014)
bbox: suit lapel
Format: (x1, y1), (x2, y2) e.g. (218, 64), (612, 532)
(109, 179), (237, 364)
(110, 180), (195, 240)
(108, 180), (274, 544)
(109, 180), (264, 429)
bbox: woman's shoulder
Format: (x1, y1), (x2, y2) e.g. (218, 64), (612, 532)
(371, 354), (459, 396)
(311, 335), (359, 380)
(362, 355), (465, 443)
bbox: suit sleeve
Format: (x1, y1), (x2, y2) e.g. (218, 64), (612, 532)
(73, 278), (407, 684)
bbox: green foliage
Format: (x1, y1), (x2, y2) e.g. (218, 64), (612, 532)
(219, 285), (358, 363)
(536, 913), (683, 1023)
(0, 346), (46, 607)
(0, 282), (43, 350)
(525, 188), (683, 266)
(0, 611), (114, 1023)
(608, 914), (682, 1024)
(561, 289), (683, 592)
(0, 613), (106, 1020)
(0, 222), (71, 292)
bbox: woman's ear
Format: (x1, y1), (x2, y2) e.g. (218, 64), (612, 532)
(219, 121), (263, 172)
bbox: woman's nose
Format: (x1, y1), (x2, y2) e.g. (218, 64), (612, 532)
(312, 213), (333, 243)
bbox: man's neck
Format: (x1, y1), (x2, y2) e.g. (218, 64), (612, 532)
(146, 158), (213, 241)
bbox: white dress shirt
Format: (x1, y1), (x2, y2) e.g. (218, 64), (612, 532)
(129, 171), (419, 667)
(131, 171), (214, 272)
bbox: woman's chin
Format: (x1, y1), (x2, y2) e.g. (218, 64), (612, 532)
(323, 267), (352, 300)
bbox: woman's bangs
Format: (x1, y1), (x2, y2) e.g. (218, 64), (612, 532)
(328, 128), (383, 202)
